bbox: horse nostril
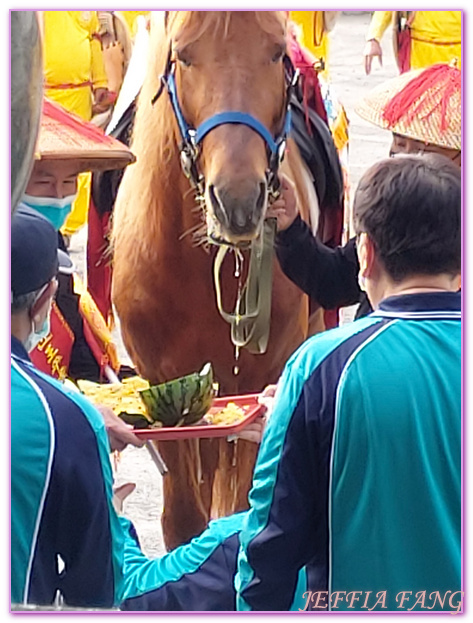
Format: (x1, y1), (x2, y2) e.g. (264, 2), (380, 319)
(208, 181), (267, 237)
(208, 184), (230, 227)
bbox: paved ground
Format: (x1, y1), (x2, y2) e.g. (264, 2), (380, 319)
(69, 11), (399, 559)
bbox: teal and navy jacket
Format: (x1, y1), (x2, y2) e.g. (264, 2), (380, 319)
(236, 292), (461, 612)
(11, 337), (243, 611)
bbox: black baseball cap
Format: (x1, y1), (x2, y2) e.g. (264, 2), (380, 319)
(11, 205), (72, 297)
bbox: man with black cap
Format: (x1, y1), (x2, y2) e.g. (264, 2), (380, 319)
(11, 207), (258, 611)
(11, 206), (145, 606)
(11, 207), (71, 351)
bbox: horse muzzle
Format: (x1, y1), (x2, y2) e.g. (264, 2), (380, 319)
(206, 180), (267, 243)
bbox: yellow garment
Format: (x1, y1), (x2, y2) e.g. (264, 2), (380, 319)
(43, 11), (108, 121)
(367, 10), (462, 70)
(331, 105), (349, 154)
(73, 273), (120, 373)
(289, 12), (348, 153)
(117, 11), (150, 38)
(42, 11), (107, 235)
(61, 172), (91, 237)
(289, 11), (331, 78)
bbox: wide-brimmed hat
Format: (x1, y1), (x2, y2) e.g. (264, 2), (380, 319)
(355, 63), (461, 151)
(35, 98), (136, 171)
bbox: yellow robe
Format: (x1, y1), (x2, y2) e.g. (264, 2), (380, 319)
(42, 11), (107, 120)
(41, 11), (108, 236)
(289, 11), (348, 154)
(367, 10), (461, 70)
(289, 11), (331, 78)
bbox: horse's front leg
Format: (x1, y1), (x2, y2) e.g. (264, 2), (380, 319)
(157, 438), (219, 550)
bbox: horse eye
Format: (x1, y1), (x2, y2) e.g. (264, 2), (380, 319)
(271, 47), (285, 63)
(176, 50), (192, 67)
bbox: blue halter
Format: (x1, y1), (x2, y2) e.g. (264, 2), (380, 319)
(167, 68), (291, 156)
(154, 57), (296, 197)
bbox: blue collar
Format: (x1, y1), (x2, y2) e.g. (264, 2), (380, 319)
(372, 291), (461, 320)
(11, 335), (30, 362)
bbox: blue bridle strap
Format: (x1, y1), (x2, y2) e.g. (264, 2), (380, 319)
(166, 71), (291, 154)
(166, 70), (192, 144)
(196, 112), (279, 153)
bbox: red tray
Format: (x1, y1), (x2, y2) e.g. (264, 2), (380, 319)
(133, 394), (265, 441)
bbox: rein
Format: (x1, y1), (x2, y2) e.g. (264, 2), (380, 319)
(213, 219), (277, 354)
(151, 40), (298, 354)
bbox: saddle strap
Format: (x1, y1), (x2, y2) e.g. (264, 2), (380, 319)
(213, 219), (276, 354)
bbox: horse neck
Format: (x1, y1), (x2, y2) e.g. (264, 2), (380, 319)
(140, 149), (205, 253)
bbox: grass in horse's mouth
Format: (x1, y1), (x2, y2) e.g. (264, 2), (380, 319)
(180, 198), (257, 251)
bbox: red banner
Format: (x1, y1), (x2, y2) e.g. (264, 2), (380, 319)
(30, 301), (75, 381)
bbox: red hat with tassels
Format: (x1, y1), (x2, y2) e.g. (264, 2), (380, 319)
(355, 62), (461, 151)
(35, 98), (136, 171)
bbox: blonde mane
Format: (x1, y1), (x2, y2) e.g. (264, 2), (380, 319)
(167, 11), (286, 47)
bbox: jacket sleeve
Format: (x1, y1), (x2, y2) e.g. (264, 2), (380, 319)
(366, 11), (393, 42)
(120, 513), (245, 611)
(275, 215), (361, 309)
(236, 352), (324, 611)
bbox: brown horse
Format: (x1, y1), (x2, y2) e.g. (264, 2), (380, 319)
(112, 11), (322, 550)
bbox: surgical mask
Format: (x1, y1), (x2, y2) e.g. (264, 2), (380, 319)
(24, 314), (51, 353)
(22, 194), (77, 231)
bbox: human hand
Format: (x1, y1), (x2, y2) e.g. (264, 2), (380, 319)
(235, 415), (266, 444)
(363, 39), (383, 75)
(96, 405), (146, 452)
(102, 41), (125, 94)
(112, 482), (136, 514)
(93, 87), (116, 114)
(265, 175), (298, 231)
(258, 384), (278, 421)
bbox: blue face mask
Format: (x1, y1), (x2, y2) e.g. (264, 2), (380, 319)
(24, 314), (51, 353)
(22, 193), (77, 231)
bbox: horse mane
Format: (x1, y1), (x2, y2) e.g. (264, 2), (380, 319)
(166, 11), (286, 47)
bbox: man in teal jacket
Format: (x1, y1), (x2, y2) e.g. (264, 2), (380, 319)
(11, 206), (244, 610)
(236, 153), (461, 612)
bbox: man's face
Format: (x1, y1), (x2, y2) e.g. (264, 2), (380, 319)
(390, 133), (461, 165)
(25, 160), (81, 199)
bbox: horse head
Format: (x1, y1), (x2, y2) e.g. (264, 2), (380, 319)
(155, 11), (292, 245)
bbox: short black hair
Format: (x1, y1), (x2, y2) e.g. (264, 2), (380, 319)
(353, 154), (461, 281)
(11, 289), (41, 314)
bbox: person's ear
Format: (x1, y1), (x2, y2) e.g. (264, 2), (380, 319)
(30, 279), (57, 327)
(357, 233), (377, 279)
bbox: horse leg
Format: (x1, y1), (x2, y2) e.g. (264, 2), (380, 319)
(198, 437), (220, 517)
(211, 438), (258, 518)
(232, 440), (259, 512)
(157, 439), (210, 551)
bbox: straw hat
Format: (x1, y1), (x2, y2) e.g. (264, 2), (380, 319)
(35, 98), (136, 171)
(355, 63), (461, 151)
